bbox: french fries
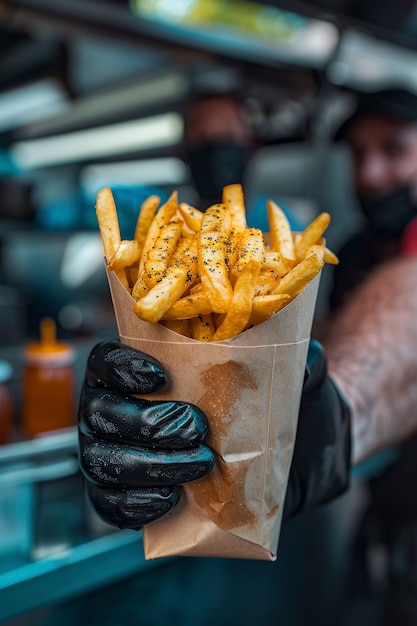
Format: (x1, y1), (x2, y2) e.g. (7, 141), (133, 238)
(214, 228), (264, 341)
(197, 203), (233, 314)
(96, 184), (338, 341)
(96, 186), (129, 289)
(267, 199), (296, 271)
(134, 195), (160, 249)
(294, 212), (331, 261)
(133, 237), (199, 324)
(96, 186), (121, 259)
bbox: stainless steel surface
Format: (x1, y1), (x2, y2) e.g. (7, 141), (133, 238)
(0, 367), (170, 623)
(0, 423), (172, 623)
(0, 428), (78, 464)
(0, 530), (169, 623)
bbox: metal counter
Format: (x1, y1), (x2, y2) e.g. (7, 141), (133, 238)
(0, 428), (170, 623)
(0, 326), (175, 626)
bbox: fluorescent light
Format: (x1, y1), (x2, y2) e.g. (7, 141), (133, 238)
(81, 157), (188, 189)
(327, 29), (417, 90)
(0, 79), (68, 132)
(20, 72), (189, 138)
(11, 113), (184, 169)
(133, 0), (338, 66)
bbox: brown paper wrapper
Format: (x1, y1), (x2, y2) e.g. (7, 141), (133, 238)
(106, 267), (321, 561)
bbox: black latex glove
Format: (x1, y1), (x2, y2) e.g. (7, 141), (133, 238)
(78, 339), (215, 529)
(79, 338), (351, 529)
(283, 339), (352, 521)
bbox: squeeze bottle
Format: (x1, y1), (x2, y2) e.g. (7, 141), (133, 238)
(22, 318), (75, 438)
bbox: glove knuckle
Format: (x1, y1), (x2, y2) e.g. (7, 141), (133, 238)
(87, 484), (178, 529)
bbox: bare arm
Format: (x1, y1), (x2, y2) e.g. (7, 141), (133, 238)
(321, 256), (417, 465)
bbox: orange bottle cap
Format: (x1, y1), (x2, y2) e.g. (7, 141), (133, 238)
(25, 318), (74, 365)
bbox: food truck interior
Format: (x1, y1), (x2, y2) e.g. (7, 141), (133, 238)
(0, 1), (417, 624)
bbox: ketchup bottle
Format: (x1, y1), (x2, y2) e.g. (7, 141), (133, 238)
(22, 318), (75, 439)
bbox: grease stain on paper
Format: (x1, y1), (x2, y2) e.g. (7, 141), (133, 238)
(197, 360), (258, 442)
(188, 360), (259, 531)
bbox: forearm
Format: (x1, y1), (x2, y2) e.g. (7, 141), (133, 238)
(322, 257), (417, 465)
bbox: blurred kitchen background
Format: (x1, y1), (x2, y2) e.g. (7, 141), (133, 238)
(1, 0), (417, 624)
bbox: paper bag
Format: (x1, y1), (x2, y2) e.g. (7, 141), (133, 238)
(106, 268), (321, 561)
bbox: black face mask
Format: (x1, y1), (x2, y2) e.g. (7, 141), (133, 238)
(358, 184), (417, 238)
(187, 141), (248, 203)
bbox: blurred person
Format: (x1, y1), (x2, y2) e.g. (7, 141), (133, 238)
(319, 87), (417, 625)
(330, 87), (417, 308)
(181, 90), (306, 231)
(182, 91), (252, 209)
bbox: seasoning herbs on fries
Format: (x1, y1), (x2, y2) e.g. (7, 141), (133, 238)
(96, 184), (338, 341)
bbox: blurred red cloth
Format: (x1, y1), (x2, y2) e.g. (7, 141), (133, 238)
(400, 217), (417, 256)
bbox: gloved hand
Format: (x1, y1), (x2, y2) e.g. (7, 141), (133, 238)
(78, 339), (215, 529)
(283, 339), (352, 520)
(78, 338), (351, 529)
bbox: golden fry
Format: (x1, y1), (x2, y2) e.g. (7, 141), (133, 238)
(191, 314), (216, 342)
(249, 294), (291, 325)
(262, 250), (287, 276)
(125, 265), (139, 290)
(131, 276), (147, 300)
(190, 282), (203, 294)
(267, 200), (296, 269)
(231, 228), (264, 276)
(214, 312), (226, 329)
(107, 240), (140, 272)
(134, 237), (198, 323)
(295, 212), (331, 261)
(143, 220), (183, 289)
(272, 252), (324, 299)
(214, 229), (263, 340)
(134, 195), (160, 250)
(198, 203), (233, 314)
(161, 319), (192, 337)
(323, 247), (339, 265)
(293, 233), (302, 246)
(138, 191), (178, 275)
(178, 203), (203, 233)
(306, 243), (325, 261)
(95, 188), (131, 289)
(255, 270), (282, 296)
(181, 222), (197, 238)
(162, 290), (212, 320)
(213, 258), (261, 341)
(225, 229), (242, 275)
(222, 183), (247, 232)
(96, 186), (121, 259)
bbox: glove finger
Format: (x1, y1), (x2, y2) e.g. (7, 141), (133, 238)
(86, 339), (166, 394)
(304, 339), (327, 392)
(284, 376), (351, 520)
(79, 385), (209, 449)
(79, 435), (215, 488)
(86, 482), (178, 529)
